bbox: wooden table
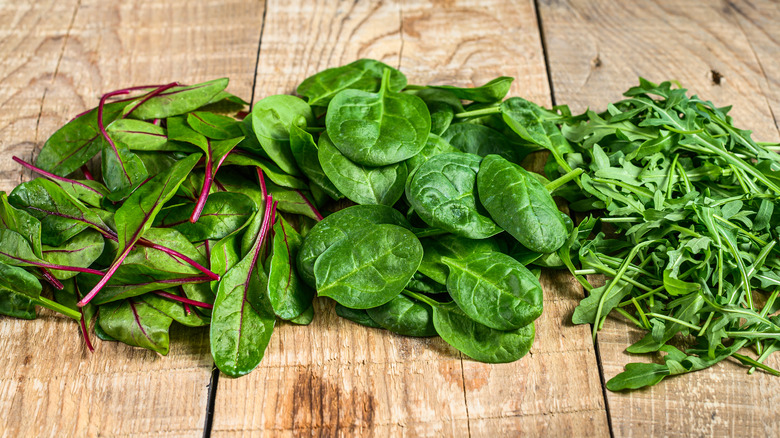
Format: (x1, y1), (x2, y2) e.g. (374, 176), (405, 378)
(1, 0), (779, 436)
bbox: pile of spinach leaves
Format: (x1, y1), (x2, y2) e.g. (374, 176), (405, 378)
(1, 60), (572, 377)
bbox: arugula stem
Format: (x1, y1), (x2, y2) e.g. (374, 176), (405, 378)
(454, 106), (502, 119)
(600, 217), (641, 223)
(631, 297), (651, 329)
(154, 291), (214, 309)
(760, 289), (779, 319)
(592, 241), (652, 340)
(402, 84), (426, 91)
(618, 285), (667, 307)
(733, 353), (780, 376)
(645, 312), (702, 331)
(12, 156), (104, 197)
(34, 296), (81, 320)
(614, 307), (644, 329)
(666, 154), (679, 199)
(669, 224), (703, 238)
(725, 331), (780, 339)
(544, 168), (584, 192)
(592, 177), (654, 199)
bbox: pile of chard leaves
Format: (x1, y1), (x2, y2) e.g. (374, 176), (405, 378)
(1, 59), (578, 377)
(538, 79), (780, 390)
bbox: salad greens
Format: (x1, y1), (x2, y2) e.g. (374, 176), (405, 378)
(11, 60), (774, 389)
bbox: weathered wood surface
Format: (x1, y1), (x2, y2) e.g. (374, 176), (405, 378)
(538, 0), (780, 436)
(0, 0), (779, 436)
(0, 0), (263, 436)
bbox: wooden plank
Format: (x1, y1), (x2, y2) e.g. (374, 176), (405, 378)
(398, 0), (609, 435)
(213, 0), (609, 436)
(727, 0), (780, 131)
(0, 0), (264, 436)
(538, 0), (780, 436)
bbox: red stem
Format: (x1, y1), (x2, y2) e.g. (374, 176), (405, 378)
(40, 268), (65, 290)
(81, 165), (94, 181)
(297, 190), (324, 221)
(13, 156), (104, 197)
(122, 82), (178, 119)
(256, 167), (267, 199)
(98, 90), (132, 182)
(190, 140), (213, 223)
(68, 84), (167, 122)
(78, 244), (133, 306)
(154, 291), (213, 309)
(80, 314), (95, 352)
(184, 303), (192, 315)
(138, 238), (219, 281)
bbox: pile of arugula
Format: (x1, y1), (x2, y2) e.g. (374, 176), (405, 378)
(541, 79), (780, 390)
(1, 60), (576, 378)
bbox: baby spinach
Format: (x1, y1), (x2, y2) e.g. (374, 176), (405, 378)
(318, 133), (407, 206)
(443, 252), (543, 331)
(478, 154), (567, 254)
(366, 294), (436, 337)
(314, 224), (423, 309)
(251, 94), (312, 175)
(430, 77), (514, 103)
(326, 69), (430, 166)
(406, 152), (501, 239)
(298, 59), (407, 107)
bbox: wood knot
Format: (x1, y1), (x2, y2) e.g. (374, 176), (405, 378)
(711, 69), (723, 85)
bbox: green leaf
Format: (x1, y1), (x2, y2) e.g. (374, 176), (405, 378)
(251, 94), (312, 175)
(289, 123), (342, 200)
(406, 152), (501, 239)
(606, 363), (670, 391)
(478, 155), (567, 253)
(418, 234), (500, 285)
(432, 301), (534, 363)
(267, 215), (313, 320)
(335, 304), (382, 328)
(326, 69), (430, 166)
(366, 294), (436, 337)
(430, 77), (513, 103)
(443, 252), (543, 330)
(42, 230), (104, 280)
(297, 59), (407, 107)
(98, 298), (174, 355)
(127, 78), (229, 119)
(106, 119), (170, 151)
(187, 111), (243, 140)
(314, 224), (423, 309)
(318, 133), (407, 206)
(154, 192), (257, 242)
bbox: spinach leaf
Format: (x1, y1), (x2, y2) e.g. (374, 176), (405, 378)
(430, 300), (535, 363)
(418, 234), (501, 284)
(289, 123), (342, 200)
(251, 95), (313, 175)
(314, 224), (423, 309)
(36, 100), (132, 176)
(9, 178), (109, 246)
(404, 134), (458, 174)
(326, 69), (430, 166)
(210, 196), (275, 377)
(441, 123), (522, 163)
(42, 230), (104, 280)
(406, 152), (501, 239)
(443, 252), (543, 330)
(430, 77), (513, 103)
(318, 133), (407, 206)
(478, 155), (567, 253)
(187, 111), (243, 139)
(106, 119), (170, 151)
(366, 294), (436, 337)
(297, 59), (407, 107)
(500, 97), (574, 172)
(335, 304), (382, 328)
(297, 204), (410, 287)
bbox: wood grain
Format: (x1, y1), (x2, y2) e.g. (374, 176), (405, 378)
(0, 0), (263, 436)
(213, 0), (609, 436)
(727, 0), (780, 132)
(538, 0), (780, 436)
